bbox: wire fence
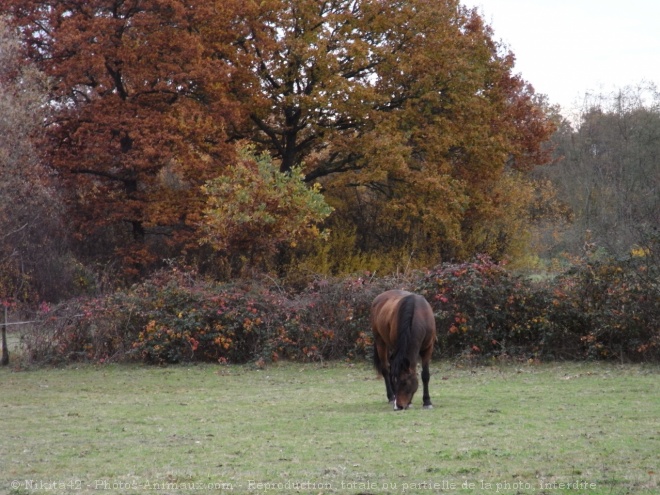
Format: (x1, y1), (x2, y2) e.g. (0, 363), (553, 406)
(2, 307), (86, 366)
(2, 319), (40, 326)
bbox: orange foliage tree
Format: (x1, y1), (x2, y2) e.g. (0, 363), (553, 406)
(213, 0), (557, 265)
(5, 0), (240, 275)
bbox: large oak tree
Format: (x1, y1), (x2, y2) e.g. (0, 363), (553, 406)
(8, 0), (556, 274)
(206, 0), (556, 263)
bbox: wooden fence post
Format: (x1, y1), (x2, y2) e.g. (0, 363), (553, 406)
(1, 306), (8, 366)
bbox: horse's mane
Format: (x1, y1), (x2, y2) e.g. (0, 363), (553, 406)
(391, 294), (416, 377)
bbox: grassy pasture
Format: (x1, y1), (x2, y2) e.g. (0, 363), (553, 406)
(1, 362), (658, 495)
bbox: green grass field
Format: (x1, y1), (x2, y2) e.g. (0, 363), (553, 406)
(2, 362), (658, 494)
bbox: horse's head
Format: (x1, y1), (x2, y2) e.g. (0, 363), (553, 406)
(390, 358), (418, 410)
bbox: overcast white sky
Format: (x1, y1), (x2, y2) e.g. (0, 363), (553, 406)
(465, 0), (660, 115)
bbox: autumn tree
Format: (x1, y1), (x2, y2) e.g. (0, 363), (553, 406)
(215, 0), (556, 265)
(5, 0), (239, 275)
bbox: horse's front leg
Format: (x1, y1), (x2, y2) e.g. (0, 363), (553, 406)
(385, 371), (395, 404)
(382, 353), (394, 403)
(374, 339), (395, 403)
(421, 361), (432, 409)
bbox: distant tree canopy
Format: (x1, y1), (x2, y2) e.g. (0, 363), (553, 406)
(6, 0), (556, 278)
(541, 85), (660, 258)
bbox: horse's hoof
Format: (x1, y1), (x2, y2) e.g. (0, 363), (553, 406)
(423, 404), (433, 409)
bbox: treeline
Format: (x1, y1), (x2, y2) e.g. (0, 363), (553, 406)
(23, 244), (659, 365)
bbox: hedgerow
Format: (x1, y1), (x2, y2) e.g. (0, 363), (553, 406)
(22, 245), (659, 365)
(415, 246), (659, 362)
(23, 269), (390, 365)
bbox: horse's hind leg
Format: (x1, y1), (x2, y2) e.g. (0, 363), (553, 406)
(420, 344), (433, 409)
(421, 361), (432, 408)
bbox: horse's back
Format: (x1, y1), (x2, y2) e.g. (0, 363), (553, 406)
(371, 290), (435, 347)
(371, 290), (411, 346)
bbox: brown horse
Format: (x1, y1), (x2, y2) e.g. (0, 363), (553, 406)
(371, 290), (436, 410)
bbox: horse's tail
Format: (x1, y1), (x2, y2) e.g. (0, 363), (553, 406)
(391, 294), (416, 376)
